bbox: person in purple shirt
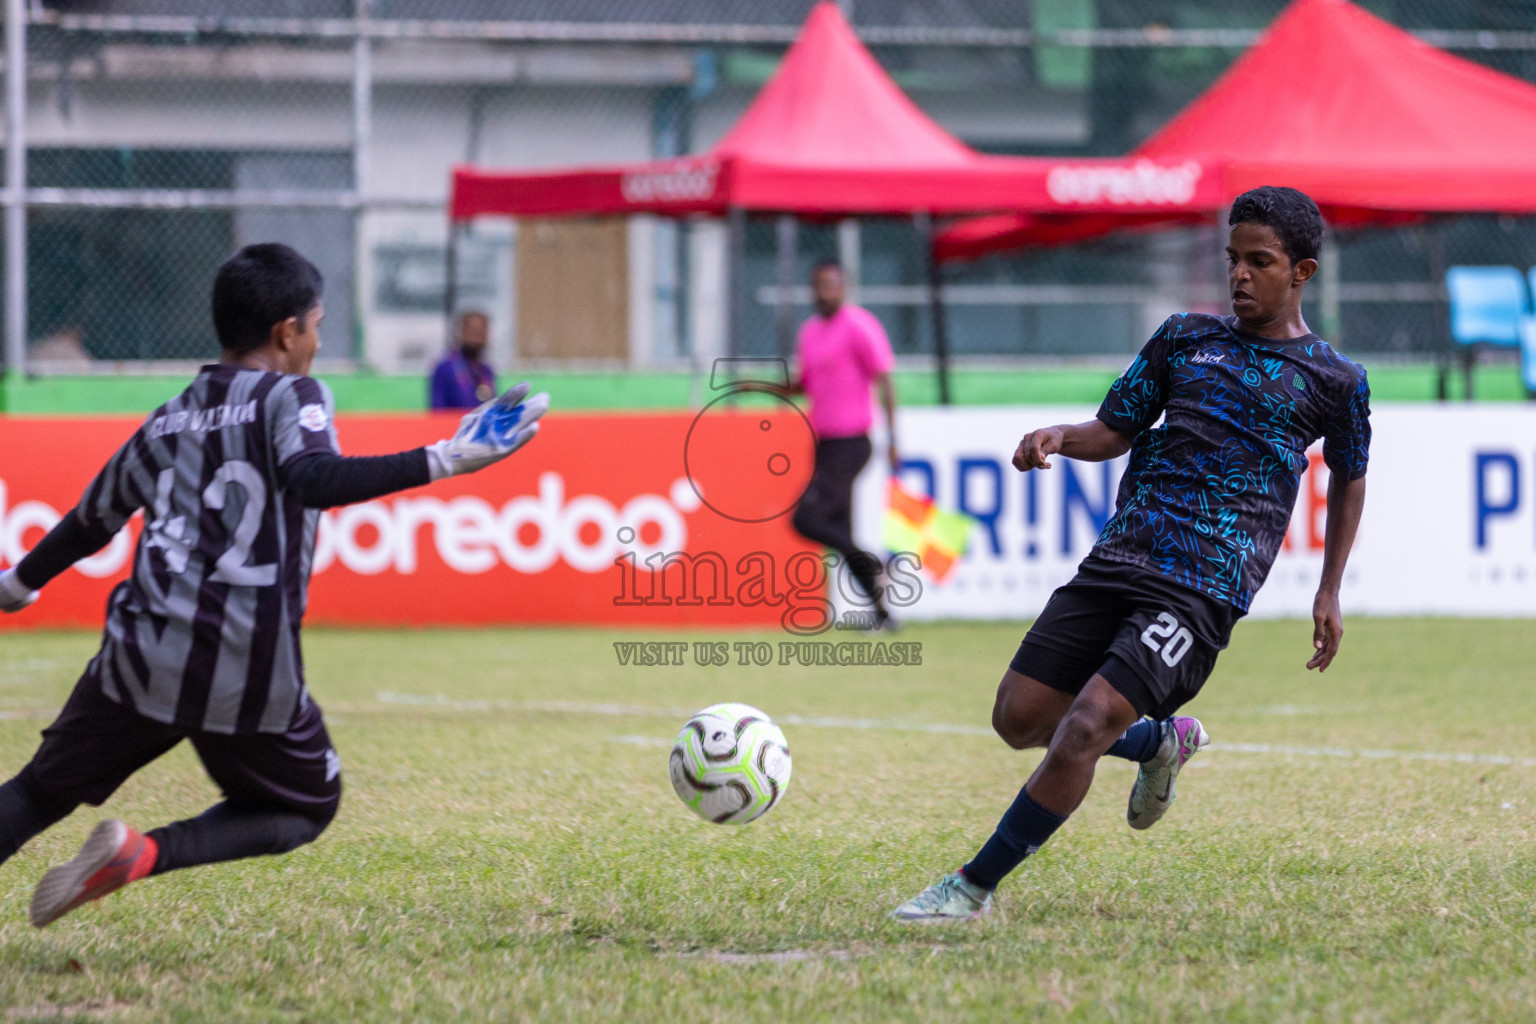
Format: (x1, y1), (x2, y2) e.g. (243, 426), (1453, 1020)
(430, 311), (498, 410)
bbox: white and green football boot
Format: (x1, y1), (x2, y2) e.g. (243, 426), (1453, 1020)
(1126, 715), (1209, 830)
(889, 871), (991, 923)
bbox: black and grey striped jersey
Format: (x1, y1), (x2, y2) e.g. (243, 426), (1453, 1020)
(77, 364), (340, 735)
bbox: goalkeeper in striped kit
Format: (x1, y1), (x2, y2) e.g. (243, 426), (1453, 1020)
(0, 243), (548, 928)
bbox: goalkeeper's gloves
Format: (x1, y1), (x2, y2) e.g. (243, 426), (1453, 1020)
(0, 567), (38, 613)
(425, 381), (550, 481)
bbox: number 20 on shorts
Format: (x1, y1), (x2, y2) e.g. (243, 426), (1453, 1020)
(1140, 612), (1194, 667)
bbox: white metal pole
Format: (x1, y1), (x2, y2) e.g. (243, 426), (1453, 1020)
(1215, 204), (1230, 301)
(915, 211), (951, 406)
(726, 206), (745, 358)
(352, 1), (371, 200)
(774, 214), (796, 359)
(4, 0), (26, 380)
(1319, 231), (1341, 342)
(837, 218), (860, 303)
(352, 0), (372, 364)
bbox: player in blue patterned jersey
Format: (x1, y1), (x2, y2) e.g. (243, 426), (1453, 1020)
(894, 186), (1371, 921)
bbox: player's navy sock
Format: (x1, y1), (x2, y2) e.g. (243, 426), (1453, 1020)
(960, 786), (1067, 890)
(1104, 717), (1163, 763)
(0, 773), (76, 866)
(147, 799), (337, 874)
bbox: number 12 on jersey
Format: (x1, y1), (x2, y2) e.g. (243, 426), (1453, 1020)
(144, 461), (278, 587)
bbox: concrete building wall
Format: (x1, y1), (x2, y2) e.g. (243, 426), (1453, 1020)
(10, 41), (1090, 370)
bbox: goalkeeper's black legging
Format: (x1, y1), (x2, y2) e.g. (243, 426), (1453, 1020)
(0, 775), (333, 874)
(0, 676), (340, 875)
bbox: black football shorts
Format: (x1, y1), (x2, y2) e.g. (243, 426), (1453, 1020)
(20, 673), (341, 818)
(1010, 555), (1243, 719)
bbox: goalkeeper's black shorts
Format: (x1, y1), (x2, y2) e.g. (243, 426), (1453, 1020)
(19, 672), (341, 820)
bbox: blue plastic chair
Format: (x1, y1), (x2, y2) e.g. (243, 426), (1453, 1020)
(1445, 266), (1528, 400)
(1521, 268), (1536, 398)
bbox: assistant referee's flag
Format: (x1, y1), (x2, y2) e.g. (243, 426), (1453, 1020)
(881, 478), (975, 584)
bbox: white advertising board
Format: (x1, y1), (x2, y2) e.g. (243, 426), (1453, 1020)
(852, 404), (1536, 620)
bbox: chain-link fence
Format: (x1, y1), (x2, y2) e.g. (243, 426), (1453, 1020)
(4, 0), (1536, 375)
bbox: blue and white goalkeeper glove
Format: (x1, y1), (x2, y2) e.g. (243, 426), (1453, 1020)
(0, 567), (38, 613)
(426, 381), (550, 480)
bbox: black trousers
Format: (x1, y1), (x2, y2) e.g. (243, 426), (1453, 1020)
(792, 435), (885, 607)
(0, 674), (340, 875)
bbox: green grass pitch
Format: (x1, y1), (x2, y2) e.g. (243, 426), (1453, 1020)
(0, 619), (1533, 1022)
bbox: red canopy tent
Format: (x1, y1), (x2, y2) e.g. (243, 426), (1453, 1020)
(936, 0), (1536, 261)
(450, 3), (1222, 221)
(447, 2), (1222, 399)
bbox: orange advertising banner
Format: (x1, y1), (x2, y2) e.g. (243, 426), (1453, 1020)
(0, 409), (823, 631)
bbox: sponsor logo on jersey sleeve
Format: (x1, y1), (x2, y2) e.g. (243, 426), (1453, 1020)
(299, 404), (330, 432)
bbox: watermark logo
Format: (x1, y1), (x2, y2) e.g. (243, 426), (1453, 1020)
(613, 546), (923, 636)
(615, 358), (924, 648)
(682, 358), (816, 524)
(613, 639), (923, 668)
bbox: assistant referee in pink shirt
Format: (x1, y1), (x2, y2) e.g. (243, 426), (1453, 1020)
(790, 259), (897, 628)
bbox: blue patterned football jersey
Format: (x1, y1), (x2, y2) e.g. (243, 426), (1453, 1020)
(1093, 313), (1371, 612)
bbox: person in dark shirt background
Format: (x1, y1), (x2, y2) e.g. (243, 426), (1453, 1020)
(894, 185), (1371, 922)
(430, 310), (498, 410)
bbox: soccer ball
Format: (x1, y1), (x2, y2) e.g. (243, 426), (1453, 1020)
(669, 703), (792, 824)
